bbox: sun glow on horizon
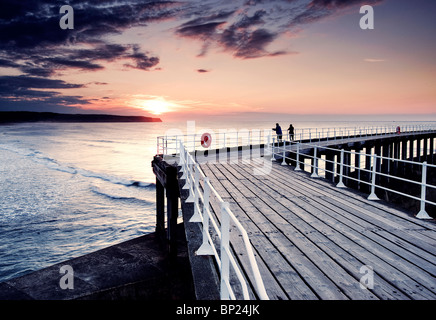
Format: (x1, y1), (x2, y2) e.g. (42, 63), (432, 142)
(132, 97), (175, 115)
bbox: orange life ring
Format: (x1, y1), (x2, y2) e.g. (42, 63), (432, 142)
(201, 132), (212, 148)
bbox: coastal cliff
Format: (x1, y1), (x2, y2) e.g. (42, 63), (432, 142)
(0, 111), (162, 123)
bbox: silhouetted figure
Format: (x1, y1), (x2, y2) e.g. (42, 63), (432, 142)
(288, 124), (295, 140)
(272, 123), (282, 142)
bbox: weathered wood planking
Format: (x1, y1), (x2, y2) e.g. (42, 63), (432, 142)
(192, 155), (436, 300)
(245, 161), (434, 298)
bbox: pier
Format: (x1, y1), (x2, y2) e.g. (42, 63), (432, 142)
(1, 125), (435, 301)
(153, 125), (436, 300)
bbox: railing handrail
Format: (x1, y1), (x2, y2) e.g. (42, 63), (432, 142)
(269, 135), (436, 219)
(179, 140), (269, 300)
(157, 124), (436, 156)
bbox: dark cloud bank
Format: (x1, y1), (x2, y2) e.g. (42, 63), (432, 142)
(0, 0), (382, 113)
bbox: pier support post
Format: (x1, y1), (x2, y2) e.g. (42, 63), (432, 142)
(355, 149), (361, 190)
(325, 152), (335, 182)
(152, 156), (180, 257)
(381, 143), (389, 175)
(166, 165), (179, 257)
(416, 139), (421, 161)
(393, 140), (400, 175)
(156, 178), (165, 239)
(400, 139), (408, 175)
(365, 146), (372, 171)
(409, 139), (414, 161)
(423, 137), (428, 162)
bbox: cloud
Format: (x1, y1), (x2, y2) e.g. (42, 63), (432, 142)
(309, 0), (383, 9)
(197, 69), (210, 73)
(0, 0), (386, 112)
(0, 75), (90, 112)
(0, 0), (175, 78)
(173, 0), (385, 59)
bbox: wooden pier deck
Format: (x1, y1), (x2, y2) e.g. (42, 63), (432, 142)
(190, 157), (436, 300)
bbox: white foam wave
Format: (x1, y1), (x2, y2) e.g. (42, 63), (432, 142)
(0, 143), (155, 189)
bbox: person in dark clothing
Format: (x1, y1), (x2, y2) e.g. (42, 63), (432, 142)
(288, 124), (295, 140)
(272, 123), (282, 142)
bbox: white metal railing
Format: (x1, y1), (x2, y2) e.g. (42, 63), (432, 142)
(269, 135), (436, 219)
(157, 124), (435, 297)
(157, 129), (271, 157)
(178, 140), (269, 300)
(157, 124), (436, 157)
(278, 124), (436, 144)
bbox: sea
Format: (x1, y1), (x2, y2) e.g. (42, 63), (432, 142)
(0, 119), (435, 283)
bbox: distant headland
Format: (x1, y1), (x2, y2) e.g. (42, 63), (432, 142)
(0, 111), (162, 123)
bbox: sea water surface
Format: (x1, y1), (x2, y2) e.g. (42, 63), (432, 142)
(0, 119), (433, 283)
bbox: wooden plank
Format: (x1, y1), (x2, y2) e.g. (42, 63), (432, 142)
(205, 163), (319, 300)
(259, 167), (436, 277)
(274, 159), (436, 231)
(206, 163), (329, 300)
(188, 149), (436, 300)
(261, 161), (436, 254)
(216, 163), (368, 300)
(252, 162), (436, 282)
(230, 163), (410, 300)
(232, 161), (436, 299)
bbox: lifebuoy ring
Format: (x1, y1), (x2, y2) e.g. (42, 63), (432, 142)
(201, 132), (212, 148)
(396, 126), (401, 134)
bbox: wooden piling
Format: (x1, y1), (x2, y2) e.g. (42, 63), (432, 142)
(152, 156), (180, 257)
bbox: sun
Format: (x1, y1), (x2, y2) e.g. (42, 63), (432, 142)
(137, 98), (171, 115)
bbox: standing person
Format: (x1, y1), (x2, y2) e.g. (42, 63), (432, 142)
(288, 124), (295, 141)
(272, 123), (282, 142)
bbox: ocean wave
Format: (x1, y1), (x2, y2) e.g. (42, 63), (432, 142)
(0, 143), (155, 189)
(90, 185), (154, 205)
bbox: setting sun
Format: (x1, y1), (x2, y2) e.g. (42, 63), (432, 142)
(133, 98), (173, 115)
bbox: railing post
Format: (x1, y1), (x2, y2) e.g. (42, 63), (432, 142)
(271, 137), (276, 161)
(157, 137), (160, 155)
(189, 164), (201, 221)
(281, 139), (287, 165)
(368, 155), (380, 200)
(165, 135), (168, 156)
(295, 142), (302, 171)
(197, 178), (214, 255)
(185, 158), (195, 202)
(179, 142), (187, 179)
(220, 202), (231, 300)
(182, 154), (191, 190)
(311, 146), (319, 178)
(416, 162), (432, 219)
(265, 133), (271, 156)
(336, 149), (346, 188)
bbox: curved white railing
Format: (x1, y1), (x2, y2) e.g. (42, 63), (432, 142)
(178, 140), (269, 300)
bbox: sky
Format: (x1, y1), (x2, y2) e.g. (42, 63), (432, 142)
(0, 0), (435, 122)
